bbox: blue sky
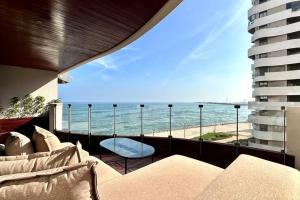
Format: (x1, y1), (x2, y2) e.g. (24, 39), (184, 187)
(59, 0), (252, 103)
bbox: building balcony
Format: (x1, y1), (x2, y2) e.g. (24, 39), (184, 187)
(252, 21), (300, 42)
(253, 54), (300, 68)
(248, 140), (283, 151)
(254, 70), (300, 82)
(248, 39), (300, 57)
(248, 9), (300, 31)
(253, 86), (300, 96)
(252, 129), (283, 141)
(249, 101), (300, 110)
(248, 0), (297, 17)
(248, 114), (284, 126)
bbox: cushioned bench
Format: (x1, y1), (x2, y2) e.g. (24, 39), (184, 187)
(100, 155), (224, 200)
(195, 154), (300, 200)
(99, 155), (300, 200)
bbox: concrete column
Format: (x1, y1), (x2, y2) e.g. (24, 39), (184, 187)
(286, 107), (300, 170)
(49, 103), (63, 132)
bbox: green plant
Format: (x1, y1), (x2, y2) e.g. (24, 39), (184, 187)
(41, 98), (61, 117)
(193, 132), (232, 141)
(0, 95), (56, 119)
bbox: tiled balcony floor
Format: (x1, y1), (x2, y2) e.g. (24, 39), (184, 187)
(93, 153), (164, 175)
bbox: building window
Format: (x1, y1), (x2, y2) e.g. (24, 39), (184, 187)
(259, 53), (268, 58)
(259, 96), (268, 102)
(259, 81), (268, 87)
(259, 10), (268, 18)
(259, 24), (268, 30)
(249, 14), (256, 23)
(287, 17), (300, 24)
(259, 0), (268, 4)
(287, 64), (300, 71)
(287, 1), (300, 11)
(260, 140), (269, 145)
(260, 124), (268, 131)
(288, 31), (300, 40)
(287, 48), (300, 55)
(259, 38), (268, 45)
(288, 95), (300, 102)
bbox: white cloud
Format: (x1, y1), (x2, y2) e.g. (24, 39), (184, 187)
(188, 1), (249, 60)
(119, 45), (139, 52)
(162, 0), (250, 86)
(92, 56), (118, 71)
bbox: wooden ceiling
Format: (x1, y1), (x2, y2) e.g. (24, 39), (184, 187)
(0, 0), (176, 72)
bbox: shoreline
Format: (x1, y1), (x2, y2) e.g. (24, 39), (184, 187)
(145, 122), (252, 143)
(62, 122), (252, 144)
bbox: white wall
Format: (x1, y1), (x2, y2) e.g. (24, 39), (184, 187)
(287, 107), (300, 170)
(0, 65), (58, 109)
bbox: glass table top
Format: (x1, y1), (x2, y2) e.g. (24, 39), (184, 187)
(99, 138), (155, 159)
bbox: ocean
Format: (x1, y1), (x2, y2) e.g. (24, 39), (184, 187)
(62, 103), (250, 136)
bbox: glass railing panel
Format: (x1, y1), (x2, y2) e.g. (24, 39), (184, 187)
(60, 102), (289, 155)
(90, 103), (114, 136)
(62, 103), (88, 135)
(190, 104), (252, 145)
(142, 103), (170, 137)
(114, 103), (140, 136)
(171, 103), (199, 139)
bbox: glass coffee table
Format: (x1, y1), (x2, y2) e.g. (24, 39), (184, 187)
(99, 138), (155, 174)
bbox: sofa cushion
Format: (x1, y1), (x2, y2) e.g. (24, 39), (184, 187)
(0, 143), (90, 175)
(5, 132), (34, 156)
(0, 161), (100, 200)
(101, 155), (223, 200)
(91, 156), (122, 185)
(195, 154), (300, 200)
(51, 141), (74, 151)
(32, 125), (61, 152)
(0, 151), (50, 162)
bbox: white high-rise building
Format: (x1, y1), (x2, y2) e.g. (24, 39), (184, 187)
(248, 0), (300, 151)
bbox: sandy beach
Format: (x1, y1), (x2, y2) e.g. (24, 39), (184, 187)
(145, 122), (252, 143)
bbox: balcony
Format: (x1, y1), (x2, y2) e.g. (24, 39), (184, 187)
(248, 39), (300, 57)
(248, 114), (284, 126)
(253, 86), (300, 96)
(248, 0), (295, 17)
(252, 21), (300, 42)
(252, 129), (283, 141)
(41, 102), (293, 169)
(249, 140), (283, 151)
(249, 101), (300, 110)
(254, 70), (300, 82)
(248, 9), (300, 31)
(253, 54), (300, 68)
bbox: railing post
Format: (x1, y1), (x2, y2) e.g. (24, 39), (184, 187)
(68, 104), (72, 141)
(183, 122), (186, 139)
(198, 104), (203, 160)
(53, 104), (57, 132)
(88, 104), (92, 149)
(281, 106), (286, 165)
(49, 103), (62, 133)
(168, 104), (173, 155)
(234, 105), (240, 156)
(168, 104), (173, 137)
(113, 104), (117, 138)
(198, 105), (203, 141)
(140, 104), (144, 142)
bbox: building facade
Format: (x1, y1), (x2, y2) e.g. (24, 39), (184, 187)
(248, 0), (300, 151)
